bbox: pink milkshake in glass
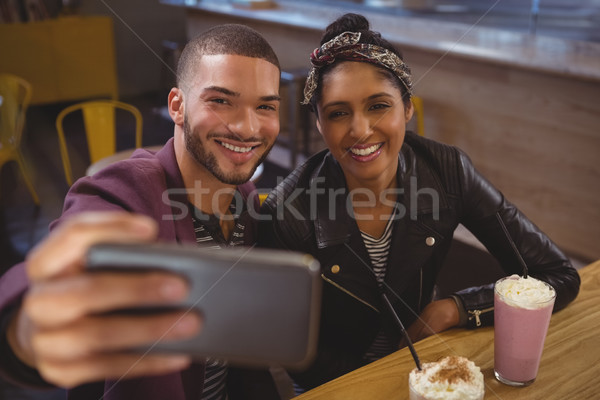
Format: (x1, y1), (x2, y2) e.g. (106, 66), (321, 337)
(494, 275), (556, 386)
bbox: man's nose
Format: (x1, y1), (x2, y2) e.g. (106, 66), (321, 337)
(227, 107), (259, 139)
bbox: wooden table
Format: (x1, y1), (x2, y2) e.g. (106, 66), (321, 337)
(297, 260), (600, 400)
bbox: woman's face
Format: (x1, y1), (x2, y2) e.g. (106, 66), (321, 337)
(316, 61), (413, 190)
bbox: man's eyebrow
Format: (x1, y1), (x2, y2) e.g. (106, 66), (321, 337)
(203, 87), (280, 102)
(203, 86), (240, 97)
(260, 95), (281, 102)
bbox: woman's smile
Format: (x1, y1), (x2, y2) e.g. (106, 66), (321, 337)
(347, 142), (384, 161)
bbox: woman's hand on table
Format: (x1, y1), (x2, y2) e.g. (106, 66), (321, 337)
(399, 298), (460, 348)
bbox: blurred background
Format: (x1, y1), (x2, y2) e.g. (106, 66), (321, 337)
(1, 1), (598, 398)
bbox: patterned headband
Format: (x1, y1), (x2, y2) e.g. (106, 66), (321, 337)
(302, 31), (413, 105)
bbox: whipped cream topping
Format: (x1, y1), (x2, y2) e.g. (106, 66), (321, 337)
(495, 275), (556, 309)
(409, 356), (484, 400)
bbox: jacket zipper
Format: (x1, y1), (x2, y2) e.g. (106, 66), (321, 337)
(321, 274), (380, 313)
(468, 306), (494, 327)
(417, 268), (423, 312)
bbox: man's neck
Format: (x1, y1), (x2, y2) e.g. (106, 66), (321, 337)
(183, 163), (237, 241)
(188, 174), (236, 217)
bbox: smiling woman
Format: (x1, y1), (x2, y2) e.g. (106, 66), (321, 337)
(258, 12), (581, 394)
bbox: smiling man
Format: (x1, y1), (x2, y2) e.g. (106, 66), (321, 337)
(0, 25), (281, 400)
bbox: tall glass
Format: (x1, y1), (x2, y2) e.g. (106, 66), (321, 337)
(494, 275), (556, 386)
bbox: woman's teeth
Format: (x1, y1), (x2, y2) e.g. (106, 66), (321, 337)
(220, 142), (253, 153)
(350, 143), (382, 156)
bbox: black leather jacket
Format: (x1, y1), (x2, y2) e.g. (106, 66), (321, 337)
(258, 132), (580, 390)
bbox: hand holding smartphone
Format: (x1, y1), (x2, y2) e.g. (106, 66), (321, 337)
(86, 243), (321, 369)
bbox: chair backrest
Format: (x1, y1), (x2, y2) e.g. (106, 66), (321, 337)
(259, 193), (268, 206)
(55, 100), (143, 185)
(0, 73), (32, 150)
(411, 96), (425, 137)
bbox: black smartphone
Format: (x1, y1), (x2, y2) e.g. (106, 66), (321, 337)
(86, 242), (321, 370)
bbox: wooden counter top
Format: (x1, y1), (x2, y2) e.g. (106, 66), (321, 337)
(296, 260), (600, 399)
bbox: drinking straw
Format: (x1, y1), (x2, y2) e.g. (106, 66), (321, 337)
(380, 289), (422, 370)
(495, 212), (529, 278)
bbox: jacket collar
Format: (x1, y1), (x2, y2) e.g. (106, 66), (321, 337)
(152, 138), (196, 244)
(310, 152), (351, 248)
(312, 141), (450, 249)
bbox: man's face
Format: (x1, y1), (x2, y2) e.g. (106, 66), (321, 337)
(181, 54), (280, 185)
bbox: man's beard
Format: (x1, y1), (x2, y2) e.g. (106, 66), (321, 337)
(183, 115), (271, 185)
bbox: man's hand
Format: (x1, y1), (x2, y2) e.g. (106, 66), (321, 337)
(400, 298), (460, 348)
(6, 212), (202, 388)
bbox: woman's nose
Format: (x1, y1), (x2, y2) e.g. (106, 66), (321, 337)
(350, 114), (373, 139)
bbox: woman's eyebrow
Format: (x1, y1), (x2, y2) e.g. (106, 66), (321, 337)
(322, 92), (394, 110)
(321, 100), (348, 110)
(366, 92), (394, 101)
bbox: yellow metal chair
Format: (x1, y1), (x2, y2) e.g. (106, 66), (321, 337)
(411, 96), (425, 136)
(259, 193), (269, 206)
(56, 100), (143, 186)
(0, 73), (40, 205)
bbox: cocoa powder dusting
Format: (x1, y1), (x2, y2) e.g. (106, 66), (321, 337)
(429, 356), (473, 385)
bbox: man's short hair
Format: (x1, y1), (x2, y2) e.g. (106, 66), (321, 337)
(176, 24), (280, 90)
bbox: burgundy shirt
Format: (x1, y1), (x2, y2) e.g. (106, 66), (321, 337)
(0, 139), (260, 399)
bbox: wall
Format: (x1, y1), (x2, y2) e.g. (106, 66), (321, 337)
(80, 0), (187, 97)
(405, 48), (600, 262)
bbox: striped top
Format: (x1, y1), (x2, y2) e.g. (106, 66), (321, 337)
(191, 200), (246, 400)
(294, 209), (400, 395)
(361, 208), (399, 363)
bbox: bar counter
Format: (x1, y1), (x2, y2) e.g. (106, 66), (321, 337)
(296, 260), (600, 399)
(161, 0), (600, 82)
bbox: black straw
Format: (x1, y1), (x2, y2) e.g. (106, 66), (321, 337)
(380, 290), (422, 370)
(495, 212), (529, 278)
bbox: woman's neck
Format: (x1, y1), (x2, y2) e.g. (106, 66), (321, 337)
(345, 167), (400, 239)
(344, 160), (399, 203)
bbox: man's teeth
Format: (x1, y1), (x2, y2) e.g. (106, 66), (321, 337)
(350, 143), (382, 156)
(220, 142), (253, 153)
